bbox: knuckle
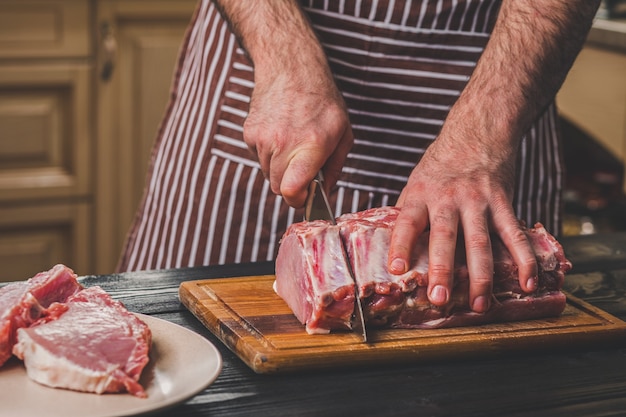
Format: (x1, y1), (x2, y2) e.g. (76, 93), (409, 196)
(430, 207), (454, 225)
(428, 264), (453, 281)
(242, 118), (259, 143)
(470, 272), (493, 287)
(394, 215), (421, 231)
(430, 226), (457, 243)
(470, 216), (489, 233)
(519, 256), (538, 273)
(465, 234), (491, 253)
(242, 130), (255, 147)
(509, 227), (529, 245)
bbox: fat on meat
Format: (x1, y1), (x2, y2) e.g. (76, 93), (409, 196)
(0, 264), (83, 366)
(337, 207), (427, 326)
(12, 286), (152, 398)
(274, 220), (356, 334)
(275, 206), (573, 333)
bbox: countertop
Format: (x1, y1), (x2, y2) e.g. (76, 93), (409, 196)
(64, 232), (626, 417)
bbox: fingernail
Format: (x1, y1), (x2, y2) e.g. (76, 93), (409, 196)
(526, 277), (537, 292)
(430, 285), (448, 305)
(472, 295), (489, 312)
(390, 258), (407, 274)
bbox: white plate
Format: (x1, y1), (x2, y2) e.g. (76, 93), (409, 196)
(0, 314), (222, 417)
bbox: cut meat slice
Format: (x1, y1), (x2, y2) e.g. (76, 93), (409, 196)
(274, 220), (356, 334)
(338, 207), (425, 293)
(275, 206), (573, 333)
(12, 286), (152, 398)
(337, 207), (425, 326)
(0, 264), (83, 366)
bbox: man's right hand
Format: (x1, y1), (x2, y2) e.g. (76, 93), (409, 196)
(216, 0), (354, 207)
(243, 54), (353, 208)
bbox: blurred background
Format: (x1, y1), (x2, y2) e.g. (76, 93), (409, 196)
(558, 1), (626, 236)
(0, 0), (625, 281)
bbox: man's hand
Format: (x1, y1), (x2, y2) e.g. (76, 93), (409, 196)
(387, 0), (600, 312)
(215, 0), (353, 207)
(244, 57), (353, 208)
(388, 133), (538, 313)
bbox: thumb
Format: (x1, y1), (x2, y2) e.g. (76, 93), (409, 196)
(280, 150), (325, 208)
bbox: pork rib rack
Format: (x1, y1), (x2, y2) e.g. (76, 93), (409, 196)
(275, 206), (572, 334)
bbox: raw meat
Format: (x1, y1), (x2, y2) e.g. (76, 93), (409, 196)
(13, 286), (152, 398)
(274, 220), (356, 334)
(337, 207), (427, 326)
(0, 264), (83, 366)
(340, 207), (571, 329)
(275, 206), (572, 334)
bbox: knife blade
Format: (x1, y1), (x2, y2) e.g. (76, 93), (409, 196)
(304, 172), (335, 223)
(304, 171), (368, 342)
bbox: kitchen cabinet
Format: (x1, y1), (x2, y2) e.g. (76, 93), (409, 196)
(0, 0), (92, 281)
(95, 0), (196, 274)
(0, 0), (196, 280)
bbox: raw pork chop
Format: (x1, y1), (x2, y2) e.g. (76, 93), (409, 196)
(0, 264), (83, 366)
(13, 286), (152, 397)
(274, 220), (356, 334)
(275, 206), (572, 334)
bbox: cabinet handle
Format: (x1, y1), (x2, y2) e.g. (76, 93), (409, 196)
(100, 22), (117, 82)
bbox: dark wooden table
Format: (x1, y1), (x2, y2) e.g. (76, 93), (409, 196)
(78, 232), (626, 417)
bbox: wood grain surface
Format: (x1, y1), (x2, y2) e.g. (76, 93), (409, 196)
(179, 275), (626, 374)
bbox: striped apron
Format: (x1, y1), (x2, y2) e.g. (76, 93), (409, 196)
(117, 0), (564, 272)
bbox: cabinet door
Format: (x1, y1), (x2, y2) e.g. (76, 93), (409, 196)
(0, 203), (91, 282)
(96, 0), (197, 274)
(0, 0), (90, 58)
(0, 0), (93, 281)
(0, 64), (91, 201)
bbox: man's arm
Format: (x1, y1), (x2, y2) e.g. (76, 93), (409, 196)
(388, 0), (601, 312)
(212, 0), (354, 207)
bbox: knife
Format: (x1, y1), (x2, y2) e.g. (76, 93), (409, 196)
(304, 171), (368, 342)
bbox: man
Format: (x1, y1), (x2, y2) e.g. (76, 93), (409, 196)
(118, 0), (600, 314)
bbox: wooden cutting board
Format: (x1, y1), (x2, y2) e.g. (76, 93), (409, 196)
(179, 275), (626, 374)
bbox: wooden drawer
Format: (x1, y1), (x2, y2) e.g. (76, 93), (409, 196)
(0, 202), (91, 282)
(0, 63), (91, 201)
(0, 0), (90, 59)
